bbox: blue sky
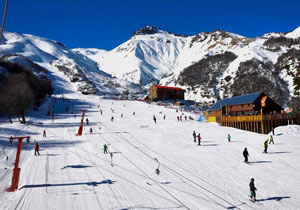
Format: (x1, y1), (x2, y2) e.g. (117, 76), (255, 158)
(1, 0), (299, 50)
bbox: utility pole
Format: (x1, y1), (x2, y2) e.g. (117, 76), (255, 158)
(0, 0), (9, 45)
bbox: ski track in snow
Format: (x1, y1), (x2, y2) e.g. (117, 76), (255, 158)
(0, 95), (300, 210)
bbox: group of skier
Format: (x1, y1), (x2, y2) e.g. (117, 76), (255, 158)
(192, 130), (201, 145)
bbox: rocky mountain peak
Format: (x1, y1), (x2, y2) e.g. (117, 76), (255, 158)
(132, 26), (163, 36)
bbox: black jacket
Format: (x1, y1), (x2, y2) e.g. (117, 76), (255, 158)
(249, 181), (256, 191)
(243, 149), (249, 157)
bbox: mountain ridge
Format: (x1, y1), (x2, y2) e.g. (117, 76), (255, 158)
(1, 26), (300, 110)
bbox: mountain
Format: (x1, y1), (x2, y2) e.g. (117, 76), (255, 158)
(74, 26), (188, 86)
(76, 26), (300, 109)
(1, 26), (300, 110)
(0, 31), (144, 96)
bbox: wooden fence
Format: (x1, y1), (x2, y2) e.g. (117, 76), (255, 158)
(219, 113), (300, 134)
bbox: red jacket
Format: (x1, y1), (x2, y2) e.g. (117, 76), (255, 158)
(197, 134), (201, 140)
(35, 143), (39, 150)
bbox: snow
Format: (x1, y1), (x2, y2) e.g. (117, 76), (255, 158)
(285, 26), (300, 39)
(1, 88), (300, 209)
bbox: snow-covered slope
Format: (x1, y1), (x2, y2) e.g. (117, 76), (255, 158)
(76, 26), (300, 109)
(285, 26), (300, 39)
(0, 31), (144, 95)
(74, 26), (188, 86)
(0, 93), (300, 209)
(1, 26), (300, 108)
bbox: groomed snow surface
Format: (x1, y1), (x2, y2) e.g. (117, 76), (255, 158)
(0, 94), (300, 210)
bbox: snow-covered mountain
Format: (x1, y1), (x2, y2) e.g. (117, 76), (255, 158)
(75, 26), (300, 109)
(0, 31), (144, 96)
(1, 26), (300, 109)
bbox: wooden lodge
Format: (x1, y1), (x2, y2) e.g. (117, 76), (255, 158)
(206, 92), (300, 134)
(149, 85), (184, 101)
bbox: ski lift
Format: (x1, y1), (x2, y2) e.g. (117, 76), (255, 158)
(154, 158), (160, 175)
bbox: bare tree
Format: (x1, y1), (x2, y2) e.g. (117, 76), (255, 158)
(0, 73), (33, 123)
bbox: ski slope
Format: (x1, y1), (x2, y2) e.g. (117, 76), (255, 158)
(0, 93), (300, 210)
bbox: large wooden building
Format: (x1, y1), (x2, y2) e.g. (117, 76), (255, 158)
(149, 85), (185, 101)
(206, 92), (300, 134)
(207, 92), (283, 120)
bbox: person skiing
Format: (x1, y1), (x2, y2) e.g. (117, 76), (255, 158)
(177, 116), (179, 121)
(100, 109), (103, 115)
(227, 134), (231, 142)
(249, 178), (257, 202)
(103, 144), (108, 154)
(111, 116), (114, 122)
(9, 136), (13, 146)
(153, 115), (157, 124)
(243, 148), (249, 163)
(163, 115), (166, 120)
(90, 127), (93, 134)
(86, 118), (89, 125)
(269, 135), (274, 144)
(121, 113), (123, 118)
(197, 133), (201, 146)
(263, 140), (269, 153)
(43, 129), (46, 137)
(34, 142), (40, 156)
(193, 131), (196, 142)
(133, 112), (135, 115)
(185, 116), (187, 120)
(272, 127), (275, 136)
(110, 152), (113, 167)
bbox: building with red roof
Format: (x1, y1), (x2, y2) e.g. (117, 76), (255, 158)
(149, 85), (185, 101)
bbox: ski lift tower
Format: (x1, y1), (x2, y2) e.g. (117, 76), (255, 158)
(6, 136), (30, 192)
(76, 109), (87, 136)
(0, 0), (9, 45)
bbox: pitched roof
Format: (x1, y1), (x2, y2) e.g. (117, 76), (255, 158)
(208, 92), (263, 111)
(153, 85), (184, 91)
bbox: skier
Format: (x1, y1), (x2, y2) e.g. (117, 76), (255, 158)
(177, 116), (179, 121)
(163, 115), (166, 120)
(43, 129), (46, 138)
(269, 135), (274, 144)
(111, 116), (114, 122)
(193, 130), (196, 142)
(197, 133), (201, 146)
(9, 136), (13, 146)
(227, 134), (231, 142)
(185, 116), (187, 120)
(133, 112), (135, 115)
(249, 178), (257, 202)
(153, 115), (157, 124)
(263, 140), (268, 153)
(100, 109), (103, 115)
(243, 148), (249, 163)
(86, 118), (89, 125)
(121, 113), (123, 118)
(34, 142), (40, 156)
(90, 127), (93, 134)
(103, 144), (108, 154)
(272, 127), (275, 136)
(110, 152), (113, 167)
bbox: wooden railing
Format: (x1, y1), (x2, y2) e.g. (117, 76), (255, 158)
(221, 115), (262, 122)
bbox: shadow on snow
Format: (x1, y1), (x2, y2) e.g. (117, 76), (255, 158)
(19, 179), (116, 189)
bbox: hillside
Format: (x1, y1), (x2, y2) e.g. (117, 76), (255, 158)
(0, 31), (144, 96)
(76, 26), (300, 109)
(1, 26), (300, 109)
(0, 91), (299, 209)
